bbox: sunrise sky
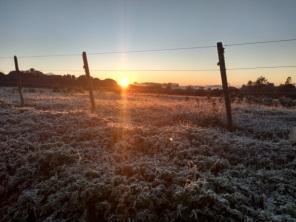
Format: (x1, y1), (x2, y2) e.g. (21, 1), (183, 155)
(0, 0), (296, 86)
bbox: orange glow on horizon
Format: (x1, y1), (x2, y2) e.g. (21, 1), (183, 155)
(119, 78), (129, 89)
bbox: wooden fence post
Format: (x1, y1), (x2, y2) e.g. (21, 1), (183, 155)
(14, 56), (24, 106)
(82, 51), (96, 112)
(217, 42), (233, 130)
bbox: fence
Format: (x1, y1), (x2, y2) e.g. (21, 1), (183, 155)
(1, 38), (296, 130)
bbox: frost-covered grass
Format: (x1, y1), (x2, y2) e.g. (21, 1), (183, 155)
(0, 87), (295, 222)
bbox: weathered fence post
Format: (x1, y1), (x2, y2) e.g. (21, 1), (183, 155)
(82, 51), (96, 112)
(217, 42), (233, 130)
(14, 56), (24, 106)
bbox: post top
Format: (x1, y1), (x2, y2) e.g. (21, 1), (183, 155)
(217, 42), (223, 47)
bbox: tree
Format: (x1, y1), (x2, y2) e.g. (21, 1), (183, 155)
(285, 76), (292, 85)
(255, 76), (269, 85)
(247, 80), (253, 86)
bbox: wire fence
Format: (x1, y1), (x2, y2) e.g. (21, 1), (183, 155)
(24, 65), (296, 72)
(1, 37), (296, 130)
(1, 37), (296, 59)
(1, 37), (295, 80)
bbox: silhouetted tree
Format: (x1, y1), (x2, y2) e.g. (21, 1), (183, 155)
(255, 76), (269, 86)
(285, 76), (292, 85)
(278, 76), (295, 96)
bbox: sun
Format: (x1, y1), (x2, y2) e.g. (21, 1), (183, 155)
(119, 78), (129, 89)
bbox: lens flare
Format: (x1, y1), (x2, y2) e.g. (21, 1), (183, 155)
(119, 78), (129, 89)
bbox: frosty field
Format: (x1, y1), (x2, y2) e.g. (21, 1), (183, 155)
(0, 87), (295, 222)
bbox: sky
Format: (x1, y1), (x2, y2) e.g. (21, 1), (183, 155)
(0, 0), (296, 86)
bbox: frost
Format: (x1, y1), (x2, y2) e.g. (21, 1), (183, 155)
(289, 127), (296, 145)
(0, 87), (295, 221)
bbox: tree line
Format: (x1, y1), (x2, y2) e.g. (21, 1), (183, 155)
(0, 69), (295, 98)
(240, 76), (295, 98)
(0, 68), (119, 92)
(129, 76), (295, 98)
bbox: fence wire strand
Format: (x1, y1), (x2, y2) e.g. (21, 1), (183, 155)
(0, 37), (296, 59)
(34, 65), (296, 73)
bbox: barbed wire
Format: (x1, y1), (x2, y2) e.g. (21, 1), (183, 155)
(0, 53), (80, 59)
(227, 65), (296, 70)
(0, 37), (296, 59)
(224, 38), (296, 47)
(30, 65), (296, 73)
